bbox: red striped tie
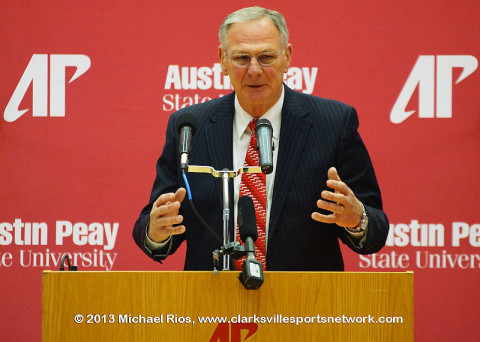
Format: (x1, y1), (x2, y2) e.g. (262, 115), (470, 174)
(236, 119), (267, 271)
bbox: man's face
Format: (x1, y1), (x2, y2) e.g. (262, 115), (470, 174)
(219, 18), (292, 117)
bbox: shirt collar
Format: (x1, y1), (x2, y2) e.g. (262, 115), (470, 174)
(234, 86), (284, 139)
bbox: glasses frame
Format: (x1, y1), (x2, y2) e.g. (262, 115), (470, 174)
(225, 47), (286, 68)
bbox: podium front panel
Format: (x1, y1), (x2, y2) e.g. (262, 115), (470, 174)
(42, 271), (413, 341)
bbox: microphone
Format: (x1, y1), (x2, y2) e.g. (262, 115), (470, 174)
(255, 119), (274, 174)
(238, 196), (258, 246)
(238, 196), (264, 290)
(175, 112), (198, 172)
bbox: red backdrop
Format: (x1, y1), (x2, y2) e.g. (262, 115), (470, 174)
(1, 1), (479, 341)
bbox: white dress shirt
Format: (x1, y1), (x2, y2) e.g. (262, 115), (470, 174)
(232, 88), (284, 248)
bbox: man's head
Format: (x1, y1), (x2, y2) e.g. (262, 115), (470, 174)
(219, 7), (292, 117)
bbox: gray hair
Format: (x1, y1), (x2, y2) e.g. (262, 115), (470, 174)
(219, 6), (289, 50)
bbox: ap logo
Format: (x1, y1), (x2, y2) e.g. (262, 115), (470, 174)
(390, 55), (478, 124)
(4, 54), (91, 123)
(209, 323), (258, 342)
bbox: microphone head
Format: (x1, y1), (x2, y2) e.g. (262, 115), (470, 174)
(254, 118), (273, 175)
(175, 112), (198, 135)
(255, 118), (272, 133)
(238, 196), (258, 242)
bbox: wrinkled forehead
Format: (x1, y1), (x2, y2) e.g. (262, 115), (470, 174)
(225, 18), (282, 53)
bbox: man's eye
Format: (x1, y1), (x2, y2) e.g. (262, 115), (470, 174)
(233, 55), (250, 64)
(258, 54), (276, 64)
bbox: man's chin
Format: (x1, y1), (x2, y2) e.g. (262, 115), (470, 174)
(245, 86), (269, 98)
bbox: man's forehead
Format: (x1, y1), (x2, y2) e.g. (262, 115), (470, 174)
(225, 18), (282, 51)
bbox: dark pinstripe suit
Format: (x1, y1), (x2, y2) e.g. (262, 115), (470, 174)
(133, 85), (389, 271)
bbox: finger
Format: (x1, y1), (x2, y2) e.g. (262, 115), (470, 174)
(311, 212), (337, 224)
(321, 190), (345, 205)
(155, 214), (184, 228)
(148, 224), (186, 243)
(164, 225), (186, 236)
(317, 199), (344, 214)
(327, 167), (349, 196)
(151, 201), (181, 220)
(153, 192), (176, 208)
(173, 187), (187, 203)
(326, 180), (349, 195)
(328, 167), (341, 182)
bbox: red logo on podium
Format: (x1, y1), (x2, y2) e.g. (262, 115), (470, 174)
(209, 323), (258, 342)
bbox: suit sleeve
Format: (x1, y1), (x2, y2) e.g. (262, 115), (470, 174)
(335, 106), (389, 254)
(132, 113), (186, 262)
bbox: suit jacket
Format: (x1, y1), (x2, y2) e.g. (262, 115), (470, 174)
(133, 85), (389, 271)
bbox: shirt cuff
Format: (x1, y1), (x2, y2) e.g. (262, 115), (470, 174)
(144, 223), (172, 256)
(344, 225), (368, 249)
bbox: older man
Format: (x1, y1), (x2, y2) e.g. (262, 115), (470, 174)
(133, 6), (389, 271)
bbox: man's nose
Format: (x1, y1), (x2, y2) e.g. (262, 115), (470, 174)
(247, 57), (263, 75)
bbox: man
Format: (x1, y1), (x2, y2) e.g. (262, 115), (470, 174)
(133, 6), (389, 271)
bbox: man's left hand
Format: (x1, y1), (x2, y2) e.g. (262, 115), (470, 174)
(311, 167), (363, 228)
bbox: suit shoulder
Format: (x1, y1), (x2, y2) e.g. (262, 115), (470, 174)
(171, 93), (234, 120)
(284, 88), (359, 131)
(295, 91), (355, 117)
(165, 92), (234, 136)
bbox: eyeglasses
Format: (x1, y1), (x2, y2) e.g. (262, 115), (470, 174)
(225, 48), (285, 67)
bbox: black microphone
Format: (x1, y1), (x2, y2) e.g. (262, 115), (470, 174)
(238, 196), (258, 245)
(255, 119), (274, 174)
(238, 196), (264, 290)
(175, 112), (198, 172)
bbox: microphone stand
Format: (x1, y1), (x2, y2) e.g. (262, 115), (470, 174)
(186, 165), (262, 271)
(222, 170), (230, 271)
(211, 231), (264, 289)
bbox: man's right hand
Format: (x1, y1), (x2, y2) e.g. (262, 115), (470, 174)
(148, 188), (187, 243)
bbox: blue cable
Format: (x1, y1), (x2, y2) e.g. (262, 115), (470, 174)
(182, 172), (193, 200)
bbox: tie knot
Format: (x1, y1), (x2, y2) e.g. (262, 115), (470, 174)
(248, 118), (258, 133)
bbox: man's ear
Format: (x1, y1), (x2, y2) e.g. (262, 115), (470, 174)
(283, 43), (293, 73)
(218, 46), (229, 75)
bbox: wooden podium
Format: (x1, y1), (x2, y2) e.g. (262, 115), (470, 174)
(42, 271), (413, 341)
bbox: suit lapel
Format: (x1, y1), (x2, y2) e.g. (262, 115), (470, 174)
(268, 87), (312, 242)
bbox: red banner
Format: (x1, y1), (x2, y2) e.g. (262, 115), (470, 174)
(1, 1), (479, 341)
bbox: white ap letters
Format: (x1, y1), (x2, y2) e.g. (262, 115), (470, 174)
(4, 54), (91, 122)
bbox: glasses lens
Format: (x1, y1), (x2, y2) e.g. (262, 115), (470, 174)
(232, 55), (250, 66)
(229, 51), (281, 67)
(257, 53), (277, 66)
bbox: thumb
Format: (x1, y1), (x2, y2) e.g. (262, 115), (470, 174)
(328, 167), (341, 182)
(174, 187), (187, 203)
